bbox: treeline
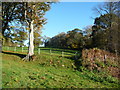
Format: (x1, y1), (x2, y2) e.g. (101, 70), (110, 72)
(45, 2), (120, 55)
(45, 28), (85, 50)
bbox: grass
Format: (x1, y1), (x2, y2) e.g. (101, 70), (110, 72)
(2, 46), (78, 57)
(2, 47), (119, 88)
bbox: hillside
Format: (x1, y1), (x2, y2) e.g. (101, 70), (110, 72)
(2, 48), (119, 88)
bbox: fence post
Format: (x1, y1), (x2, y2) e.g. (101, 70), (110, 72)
(22, 47), (23, 52)
(62, 51), (64, 57)
(38, 48), (40, 54)
(14, 47), (16, 52)
(50, 49), (52, 55)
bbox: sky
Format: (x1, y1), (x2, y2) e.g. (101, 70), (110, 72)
(42, 2), (103, 38)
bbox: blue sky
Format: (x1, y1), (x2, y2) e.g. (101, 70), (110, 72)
(42, 2), (102, 38)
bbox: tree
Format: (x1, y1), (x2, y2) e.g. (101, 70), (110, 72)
(43, 35), (51, 47)
(83, 25), (93, 49)
(92, 13), (120, 54)
(2, 2), (25, 37)
(22, 2), (51, 61)
(45, 28), (86, 50)
(11, 28), (28, 47)
(83, 25), (93, 36)
(66, 28), (84, 49)
(2, 2), (29, 47)
(93, 2), (120, 17)
(34, 30), (42, 47)
(2, 2), (52, 60)
(92, 1), (120, 55)
(8, 20), (28, 47)
(45, 32), (67, 48)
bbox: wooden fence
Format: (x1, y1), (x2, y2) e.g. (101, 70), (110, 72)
(2, 46), (79, 58)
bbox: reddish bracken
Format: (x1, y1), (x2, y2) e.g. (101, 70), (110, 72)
(82, 48), (120, 78)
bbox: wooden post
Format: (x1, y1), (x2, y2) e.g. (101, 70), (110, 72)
(62, 51), (64, 57)
(38, 48), (40, 54)
(50, 49), (52, 55)
(22, 47), (23, 52)
(14, 47), (16, 52)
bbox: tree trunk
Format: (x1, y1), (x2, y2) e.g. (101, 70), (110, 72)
(22, 20), (34, 61)
(28, 20), (34, 56)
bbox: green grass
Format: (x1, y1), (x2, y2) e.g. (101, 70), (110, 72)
(2, 46), (78, 57)
(2, 47), (119, 88)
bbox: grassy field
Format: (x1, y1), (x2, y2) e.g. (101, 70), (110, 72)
(2, 46), (79, 57)
(2, 47), (119, 88)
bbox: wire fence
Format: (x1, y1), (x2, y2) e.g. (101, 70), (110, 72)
(2, 46), (80, 58)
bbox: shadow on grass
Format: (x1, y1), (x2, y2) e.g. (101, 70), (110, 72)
(2, 51), (26, 59)
(65, 54), (82, 70)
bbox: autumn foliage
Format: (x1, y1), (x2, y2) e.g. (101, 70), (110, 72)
(82, 48), (120, 78)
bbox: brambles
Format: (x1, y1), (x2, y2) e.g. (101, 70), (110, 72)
(81, 48), (119, 78)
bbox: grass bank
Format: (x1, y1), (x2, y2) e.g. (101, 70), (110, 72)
(2, 49), (119, 88)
